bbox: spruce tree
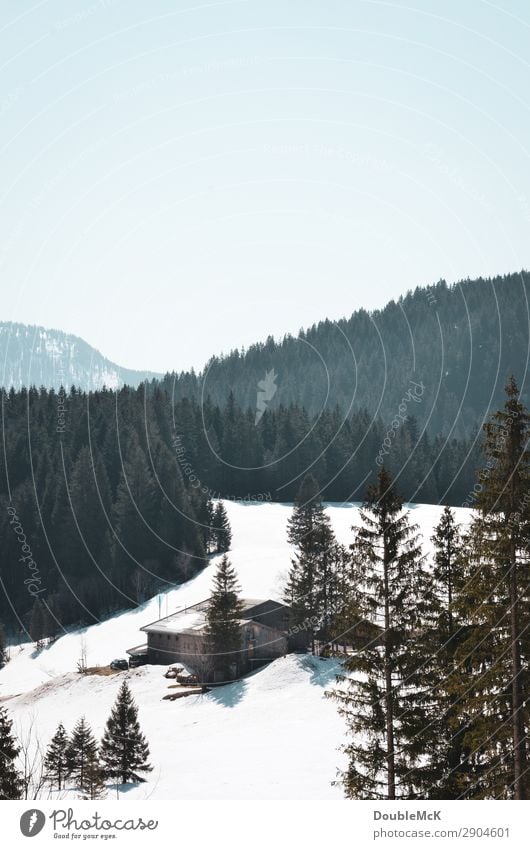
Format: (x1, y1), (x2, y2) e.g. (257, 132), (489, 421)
(205, 555), (243, 680)
(426, 507), (470, 798)
(287, 474), (330, 549)
(432, 506), (460, 636)
(99, 681), (152, 785)
(81, 751), (107, 800)
(44, 722), (70, 791)
(212, 501), (232, 553)
(202, 498), (215, 554)
(451, 377), (530, 799)
(0, 622), (6, 668)
(285, 474), (336, 653)
(29, 599), (46, 647)
(328, 467), (436, 799)
(66, 717), (98, 792)
(324, 543), (364, 654)
(0, 706), (23, 799)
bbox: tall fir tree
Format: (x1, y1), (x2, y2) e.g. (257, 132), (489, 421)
(0, 622), (6, 667)
(0, 706), (23, 799)
(212, 501), (232, 553)
(66, 717), (98, 792)
(451, 377), (530, 799)
(427, 507), (469, 799)
(432, 506), (460, 637)
(44, 722), (70, 791)
(285, 474), (336, 653)
(201, 498), (216, 554)
(205, 555), (243, 680)
(286, 474), (330, 549)
(328, 467), (437, 799)
(99, 681), (152, 785)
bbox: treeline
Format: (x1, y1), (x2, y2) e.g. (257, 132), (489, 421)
(286, 378), (530, 799)
(172, 391), (481, 504)
(0, 380), (478, 641)
(0, 381), (482, 637)
(157, 271), (530, 438)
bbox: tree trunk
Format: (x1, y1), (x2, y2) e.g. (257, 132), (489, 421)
(509, 554), (526, 799)
(508, 449), (527, 801)
(384, 552), (395, 800)
(447, 557), (453, 636)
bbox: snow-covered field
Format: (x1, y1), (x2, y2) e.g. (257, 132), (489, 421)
(0, 501), (471, 800)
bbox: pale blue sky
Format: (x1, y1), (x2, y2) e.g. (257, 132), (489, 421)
(1, 0), (530, 371)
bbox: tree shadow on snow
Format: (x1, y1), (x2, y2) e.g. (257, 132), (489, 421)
(299, 655), (343, 688)
(206, 679), (247, 709)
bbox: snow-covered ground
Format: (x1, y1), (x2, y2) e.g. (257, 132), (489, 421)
(0, 501), (472, 800)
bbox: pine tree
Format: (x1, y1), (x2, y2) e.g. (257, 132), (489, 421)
(285, 474), (335, 653)
(99, 681), (152, 785)
(287, 474), (329, 548)
(0, 622), (6, 668)
(426, 507), (470, 799)
(324, 542), (362, 654)
(212, 501), (232, 553)
(432, 507), (460, 637)
(450, 377), (530, 799)
(0, 706), (23, 799)
(201, 498), (215, 554)
(29, 599), (46, 647)
(328, 467), (436, 799)
(205, 555), (243, 681)
(66, 717), (98, 792)
(44, 723), (70, 791)
(81, 751), (107, 800)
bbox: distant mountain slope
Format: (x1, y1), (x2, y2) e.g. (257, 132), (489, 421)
(162, 271), (530, 437)
(4, 271), (529, 437)
(0, 322), (161, 390)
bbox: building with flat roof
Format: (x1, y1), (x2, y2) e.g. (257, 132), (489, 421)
(134, 597), (293, 681)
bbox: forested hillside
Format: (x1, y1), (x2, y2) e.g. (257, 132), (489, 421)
(0, 386), (208, 638)
(2, 273), (526, 637)
(0, 383), (481, 636)
(161, 272), (530, 437)
(3, 274), (528, 441)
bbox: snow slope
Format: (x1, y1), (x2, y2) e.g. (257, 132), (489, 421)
(0, 501), (472, 800)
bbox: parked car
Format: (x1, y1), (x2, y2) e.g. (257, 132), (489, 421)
(110, 658), (129, 671)
(128, 655), (147, 668)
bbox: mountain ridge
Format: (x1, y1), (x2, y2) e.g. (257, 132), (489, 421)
(3, 270), (529, 438)
(0, 321), (162, 391)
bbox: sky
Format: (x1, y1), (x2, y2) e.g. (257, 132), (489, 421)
(1, 0), (530, 372)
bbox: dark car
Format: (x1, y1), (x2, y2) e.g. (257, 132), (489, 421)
(110, 658), (129, 671)
(128, 655), (147, 668)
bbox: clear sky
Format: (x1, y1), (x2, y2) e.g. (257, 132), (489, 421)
(1, 0), (530, 372)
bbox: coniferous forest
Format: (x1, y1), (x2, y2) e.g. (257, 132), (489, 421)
(157, 272), (530, 439)
(0, 379), (481, 637)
